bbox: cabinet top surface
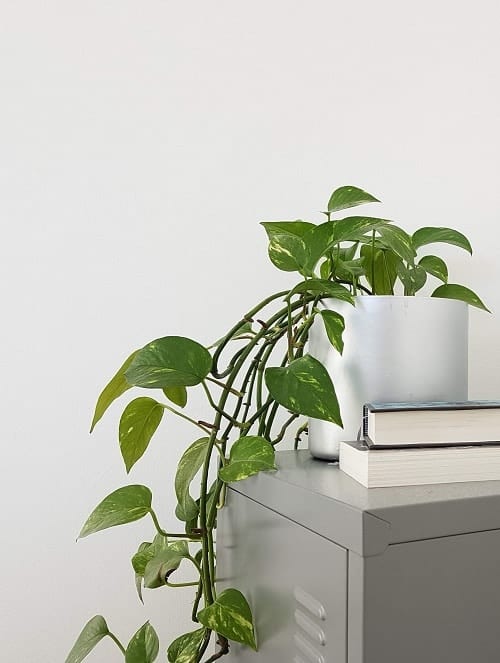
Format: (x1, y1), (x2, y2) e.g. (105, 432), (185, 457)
(230, 450), (500, 552)
(270, 450), (500, 510)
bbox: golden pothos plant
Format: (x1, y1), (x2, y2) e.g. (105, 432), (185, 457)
(66, 185), (487, 663)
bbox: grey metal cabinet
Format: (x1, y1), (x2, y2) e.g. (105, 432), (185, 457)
(217, 450), (500, 662)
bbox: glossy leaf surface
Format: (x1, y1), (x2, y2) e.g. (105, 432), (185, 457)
(396, 263), (427, 294)
(267, 233), (308, 273)
(65, 615), (109, 663)
(261, 220), (315, 238)
(330, 216), (390, 243)
(143, 541), (189, 589)
(418, 255), (448, 283)
(79, 485), (152, 538)
(197, 588), (257, 650)
(219, 436), (276, 483)
(327, 185), (380, 213)
(175, 437), (210, 522)
(163, 385), (188, 408)
(167, 628), (207, 663)
(376, 224), (416, 263)
(119, 397), (164, 472)
(90, 350), (138, 432)
(132, 534), (169, 576)
(265, 354), (342, 425)
(319, 310), (345, 354)
(412, 227), (472, 254)
(432, 284), (490, 311)
(125, 622), (159, 663)
(126, 336), (212, 388)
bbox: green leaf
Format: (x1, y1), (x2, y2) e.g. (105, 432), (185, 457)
(261, 220), (315, 238)
(132, 534), (169, 576)
(79, 485), (152, 538)
(65, 615), (109, 663)
(432, 284), (490, 312)
(133, 541), (152, 603)
(327, 185), (380, 213)
(90, 350), (138, 432)
(267, 233), (308, 273)
(412, 227), (472, 254)
(167, 628), (207, 663)
(330, 216), (391, 243)
(265, 354), (342, 425)
(396, 263), (427, 295)
(360, 245), (400, 295)
(376, 225), (416, 263)
(126, 336), (212, 389)
(197, 588), (257, 650)
(302, 221), (334, 274)
(163, 385), (188, 408)
(219, 436), (276, 483)
(418, 255), (448, 283)
(119, 397), (164, 473)
(143, 542), (189, 589)
(287, 279), (354, 304)
(125, 622), (159, 663)
(175, 437), (210, 522)
(318, 310), (345, 354)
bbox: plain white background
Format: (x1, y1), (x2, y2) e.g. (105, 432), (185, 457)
(1, 1), (500, 661)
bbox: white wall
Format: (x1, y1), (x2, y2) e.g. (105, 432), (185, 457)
(2, 1), (499, 661)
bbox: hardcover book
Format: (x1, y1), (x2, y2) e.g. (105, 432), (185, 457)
(363, 400), (500, 448)
(339, 439), (500, 488)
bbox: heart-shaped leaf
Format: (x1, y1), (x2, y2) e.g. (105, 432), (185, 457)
(331, 216), (390, 243)
(143, 542), (189, 589)
(90, 350), (138, 432)
(219, 436), (276, 483)
(126, 336), (212, 389)
(418, 255), (448, 283)
(265, 354), (342, 425)
(132, 534), (169, 576)
(167, 628), (207, 663)
(319, 310), (345, 354)
(125, 622), (159, 663)
(376, 224), (416, 263)
(261, 220), (315, 238)
(302, 221), (334, 274)
(327, 185), (380, 213)
(79, 485), (152, 538)
(175, 437), (210, 522)
(65, 615), (109, 663)
(163, 386), (188, 408)
(287, 279), (354, 304)
(396, 263), (427, 295)
(432, 284), (490, 311)
(412, 227), (472, 254)
(267, 233), (308, 273)
(119, 397), (164, 472)
(197, 588), (257, 650)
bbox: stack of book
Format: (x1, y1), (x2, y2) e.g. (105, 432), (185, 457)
(339, 400), (500, 488)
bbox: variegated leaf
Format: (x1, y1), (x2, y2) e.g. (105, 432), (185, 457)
(197, 588), (257, 650)
(219, 436), (276, 483)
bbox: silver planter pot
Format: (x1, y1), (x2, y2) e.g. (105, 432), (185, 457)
(308, 296), (469, 460)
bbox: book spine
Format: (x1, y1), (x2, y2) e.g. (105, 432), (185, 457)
(362, 404), (369, 440)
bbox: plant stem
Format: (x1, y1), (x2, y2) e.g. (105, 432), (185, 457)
(201, 381), (241, 426)
(108, 632), (126, 655)
(206, 376), (243, 397)
(161, 403), (212, 434)
(166, 579), (200, 588)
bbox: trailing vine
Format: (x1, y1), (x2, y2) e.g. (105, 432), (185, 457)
(66, 185), (486, 663)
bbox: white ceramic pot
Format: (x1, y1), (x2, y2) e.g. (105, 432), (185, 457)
(308, 296), (469, 460)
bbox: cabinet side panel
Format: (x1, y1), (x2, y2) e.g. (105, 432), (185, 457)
(362, 529), (500, 663)
(218, 488), (347, 662)
(347, 551), (364, 663)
